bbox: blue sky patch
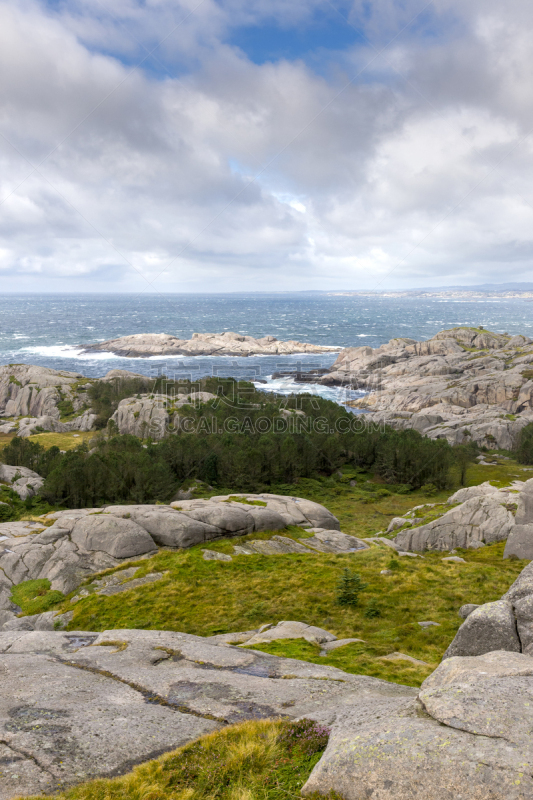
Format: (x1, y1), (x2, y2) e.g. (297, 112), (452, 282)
(229, 9), (365, 64)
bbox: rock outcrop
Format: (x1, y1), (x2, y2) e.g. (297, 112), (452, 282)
(0, 627), (413, 800)
(80, 332), (339, 358)
(110, 391), (218, 439)
(303, 649), (533, 800)
(0, 464), (43, 500)
(323, 326), (533, 449)
(391, 478), (529, 554)
(0, 364), (96, 436)
(444, 557), (533, 658)
(232, 529), (369, 556)
(6, 325), (533, 447)
(0, 494), (340, 628)
(3, 627), (530, 800)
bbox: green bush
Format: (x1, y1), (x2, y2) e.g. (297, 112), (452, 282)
(364, 598), (382, 618)
(336, 569), (368, 607)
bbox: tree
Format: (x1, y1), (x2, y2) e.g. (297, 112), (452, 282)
(453, 442), (479, 486)
(336, 569), (368, 607)
(517, 423), (533, 464)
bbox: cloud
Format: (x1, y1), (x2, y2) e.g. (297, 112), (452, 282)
(0, 0), (533, 291)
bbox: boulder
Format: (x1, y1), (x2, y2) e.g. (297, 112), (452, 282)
(302, 649), (533, 800)
(395, 493), (515, 552)
(503, 560), (533, 604)
(110, 396), (169, 440)
(515, 480), (533, 524)
(386, 516), (409, 533)
(70, 515), (157, 558)
(503, 523), (533, 559)
(458, 603), (479, 619)
(105, 504), (221, 548)
(202, 549), (232, 562)
(0, 495), (339, 598)
(446, 481), (500, 504)
(443, 599), (520, 658)
(242, 621), (338, 646)
(235, 537), (315, 555)
(208, 494), (341, 531)
(0, 465), (44, 500)
(302, 529), (370, 553)
(420, 650), (533, 742)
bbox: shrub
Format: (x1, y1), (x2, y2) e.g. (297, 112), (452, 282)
(364, 598), (382, 618)
(278, 718), (330, 756)
(336, 568), (368, 607)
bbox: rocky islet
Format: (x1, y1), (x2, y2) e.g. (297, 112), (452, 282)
(79, 331), (340, 358)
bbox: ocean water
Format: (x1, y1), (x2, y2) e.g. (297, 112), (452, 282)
(1, 293), (532, 402)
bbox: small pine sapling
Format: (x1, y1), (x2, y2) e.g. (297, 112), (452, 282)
(336, 568), (368, 607)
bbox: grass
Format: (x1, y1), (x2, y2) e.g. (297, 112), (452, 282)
(10, 578), (64, 616)
(18, 718), (332, 800)
(60, 537), (525, 688)
(0, 430), (95, 452)
(27, 431), (96, 449)
(24, 452), (528, 688)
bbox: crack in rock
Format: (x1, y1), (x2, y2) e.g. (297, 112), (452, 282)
(57, 658), (228, 723)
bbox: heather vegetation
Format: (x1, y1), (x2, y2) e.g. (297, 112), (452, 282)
(20, 718), (332, 800)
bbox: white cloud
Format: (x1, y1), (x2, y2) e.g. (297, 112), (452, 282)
(0, 0), (533, 291)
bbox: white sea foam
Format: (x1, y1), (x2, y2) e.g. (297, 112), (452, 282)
(256, 376), (364, 404)
(21, 345), (122, 361)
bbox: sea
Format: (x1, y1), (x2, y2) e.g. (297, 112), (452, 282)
(1, 293), (532, 406)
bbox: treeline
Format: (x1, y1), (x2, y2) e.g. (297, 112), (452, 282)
(87, 376), (270, 429)
(2, 399), (459, 508)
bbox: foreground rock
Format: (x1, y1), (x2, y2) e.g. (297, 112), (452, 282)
(80, 331), (339, 358)
(0, 494), (339, 628)
(3, 629), (531, 800)
(0, 627), (414, 799)
(303, 649), (533, 800)
(323, 326), (533, 449)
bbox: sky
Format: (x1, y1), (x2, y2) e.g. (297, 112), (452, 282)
(1, 0), (533, 293)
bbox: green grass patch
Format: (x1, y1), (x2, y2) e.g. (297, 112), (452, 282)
(11, 579), (64, 616)
(60, 537), (525, 686)
(27, 431), (96, 449)
(19, 718), (332, 800)
(245, 638), (433, 688)
(225, 496), (268, 506)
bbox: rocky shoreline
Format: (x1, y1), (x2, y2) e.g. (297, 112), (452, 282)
(79, 331), (340, 357)
(4, 326), (533, 448)
(309, 326), (533, 450)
